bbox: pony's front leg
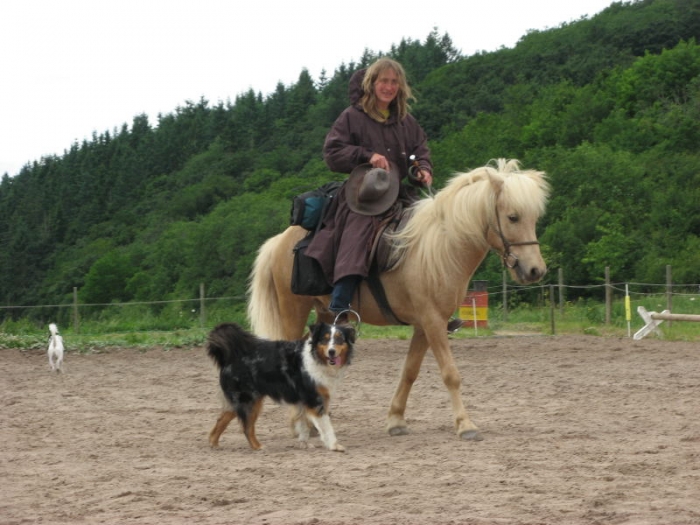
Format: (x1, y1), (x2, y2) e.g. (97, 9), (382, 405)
(386, 329), (430, 436)
(426, 329), (483, 441)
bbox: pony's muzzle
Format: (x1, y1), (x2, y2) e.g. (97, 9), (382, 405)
(529, 264), (547, 282)
(507, 253), (546, 283)
(518, 263), (547, 284)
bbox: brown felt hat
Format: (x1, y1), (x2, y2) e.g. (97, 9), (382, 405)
(345, 163), (400, 216)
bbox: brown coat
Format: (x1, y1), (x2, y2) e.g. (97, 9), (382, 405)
(305, 69), (432, 285)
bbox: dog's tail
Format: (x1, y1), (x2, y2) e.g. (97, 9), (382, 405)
(206, 323), (258, 370)
(49, 323), (59, 336)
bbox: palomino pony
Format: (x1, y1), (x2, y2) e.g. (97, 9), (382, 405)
(248, 159), (550, 441)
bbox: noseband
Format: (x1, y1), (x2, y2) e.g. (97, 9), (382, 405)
(492, 205), (540, 269)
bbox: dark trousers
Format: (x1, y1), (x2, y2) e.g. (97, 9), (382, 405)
(329, 275), (361, 312)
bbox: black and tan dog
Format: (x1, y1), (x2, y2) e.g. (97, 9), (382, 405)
(207, 322), (355, 452)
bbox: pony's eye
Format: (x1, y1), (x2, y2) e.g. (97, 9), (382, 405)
(508, 214), (519, 223)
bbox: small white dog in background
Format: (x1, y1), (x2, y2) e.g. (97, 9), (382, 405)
(48, 323), (64, 372)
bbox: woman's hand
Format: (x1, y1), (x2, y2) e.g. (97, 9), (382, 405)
(415, 169), (433, 187)
(369, 153), (390, 170)
(370, 153), (432, 186)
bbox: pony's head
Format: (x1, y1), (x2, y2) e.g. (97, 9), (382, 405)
(481, 159), (550, 283)
(392, 159), (549, 289)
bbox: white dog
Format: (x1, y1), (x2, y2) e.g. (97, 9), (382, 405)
(47, 323), (64, 372)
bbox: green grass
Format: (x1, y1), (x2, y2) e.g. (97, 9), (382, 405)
(3, 294), (700, 351)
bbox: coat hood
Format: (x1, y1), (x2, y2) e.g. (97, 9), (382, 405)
(348, 68), (366, 105)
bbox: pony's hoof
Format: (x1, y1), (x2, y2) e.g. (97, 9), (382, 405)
(460, 430), (484, 441)
(388, 426), (409, 437)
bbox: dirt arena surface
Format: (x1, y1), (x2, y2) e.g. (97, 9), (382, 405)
(2, 333), (699, 525)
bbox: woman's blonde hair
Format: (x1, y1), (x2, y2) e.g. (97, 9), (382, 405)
(360, 57), (414, 122)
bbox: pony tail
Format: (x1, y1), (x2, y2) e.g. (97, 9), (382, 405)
(247, 234), (287, 339)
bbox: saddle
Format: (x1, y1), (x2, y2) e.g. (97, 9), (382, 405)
(364, 205), (414, 325)
(369, 204), (413, 273)
(291, 203), (414, 325)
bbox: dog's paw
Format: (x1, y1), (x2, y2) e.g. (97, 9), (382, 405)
(329, 442), (346, 453)
(296, 440), (315, 450)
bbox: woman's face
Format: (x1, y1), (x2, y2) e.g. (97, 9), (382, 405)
(373, 68), (399, 110)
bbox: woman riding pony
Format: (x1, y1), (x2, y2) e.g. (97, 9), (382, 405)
(306, 57), (440, 324)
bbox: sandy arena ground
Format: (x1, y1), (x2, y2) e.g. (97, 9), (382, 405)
(1, 334), (699, 525)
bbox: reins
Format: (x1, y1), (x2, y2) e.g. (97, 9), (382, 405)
(408, 155), (435, 197)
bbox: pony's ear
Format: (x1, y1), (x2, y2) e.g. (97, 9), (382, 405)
(488, 172), (504, 194)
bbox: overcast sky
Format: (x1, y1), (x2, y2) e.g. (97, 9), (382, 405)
(1, 0), (615, 177)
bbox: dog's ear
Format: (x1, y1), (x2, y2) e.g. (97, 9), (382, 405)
(342, 325), (357, 344)
(305, 322), (320, 340)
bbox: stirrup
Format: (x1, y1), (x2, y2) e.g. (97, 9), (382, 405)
(333, 308), (361, 326)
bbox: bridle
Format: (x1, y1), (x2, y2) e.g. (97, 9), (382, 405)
(492, 204), (540, 269)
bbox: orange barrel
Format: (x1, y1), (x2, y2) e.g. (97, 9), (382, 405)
(459, 280), (488, 328)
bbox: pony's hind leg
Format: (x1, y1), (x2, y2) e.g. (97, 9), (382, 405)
(209, 410), (236, 448)
(386, 329), (430, 436)
(277, 289), (315, 340)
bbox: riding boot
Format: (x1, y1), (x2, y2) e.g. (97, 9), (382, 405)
(329, 275), (361, 323)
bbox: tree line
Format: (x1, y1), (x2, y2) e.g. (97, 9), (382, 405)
(1, 0), (699, 320)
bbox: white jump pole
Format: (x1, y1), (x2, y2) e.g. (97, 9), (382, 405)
(634, 306), (700, 340)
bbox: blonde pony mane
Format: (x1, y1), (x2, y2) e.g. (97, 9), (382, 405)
(388, 159), (549, 289)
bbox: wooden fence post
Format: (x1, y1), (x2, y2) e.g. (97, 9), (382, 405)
(558, 267), (564, 315)
(502, 270), (508, 322)
(72, 287), (80, 333)
(605, 267), (611, 324)
(666, 265), (672, 327)
(550, 283), (556, 335)
(200, 283), (206, 328)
